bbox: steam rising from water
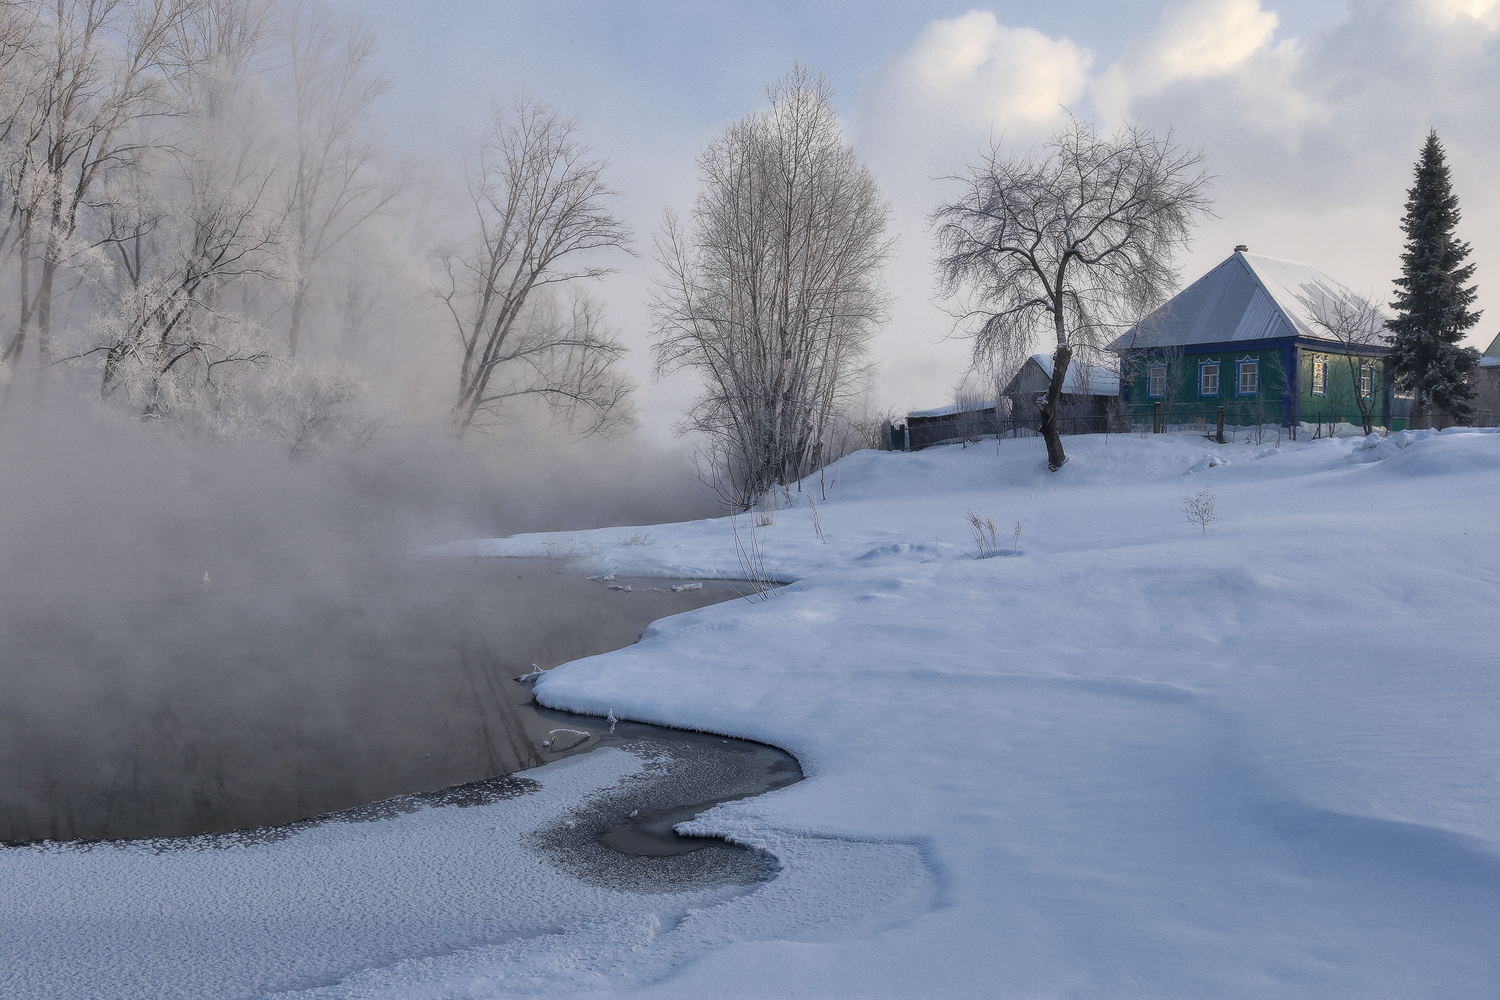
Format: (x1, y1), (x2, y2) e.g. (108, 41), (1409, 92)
(0, 406), (721, 841)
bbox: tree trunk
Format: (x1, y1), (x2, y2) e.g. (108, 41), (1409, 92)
(33, 257), (58, 401)
(2, 252), (32, 370)
(1039, 343), (1072, 470)
(288, 284), (305, 357)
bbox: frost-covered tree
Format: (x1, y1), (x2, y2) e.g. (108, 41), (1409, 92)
(0, 0), (188, 378)
(1385, 130), (1481, 427)
(0, 0), (386, 451)
(652, 66), (892, 507)
(933, 118), (1211, 470)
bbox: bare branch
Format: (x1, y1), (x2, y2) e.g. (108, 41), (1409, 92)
(1298, 287), (1387, 434)
(444, 93), (633, 439)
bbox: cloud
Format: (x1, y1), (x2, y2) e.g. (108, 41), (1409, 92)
(897, 11), (1093, 127)
(1425, 0), (1500, 29)
(1092, 0), (1281, 118)
(858, 11), (1092, 169)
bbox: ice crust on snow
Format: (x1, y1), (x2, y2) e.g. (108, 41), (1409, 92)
(14, 428), (1500, 999)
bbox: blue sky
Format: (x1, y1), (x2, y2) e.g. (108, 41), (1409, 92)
(346, 0), (1499, 424)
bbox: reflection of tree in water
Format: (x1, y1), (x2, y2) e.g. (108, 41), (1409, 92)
(0, 561), (739, 843)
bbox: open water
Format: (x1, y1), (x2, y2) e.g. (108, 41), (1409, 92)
(0, 558), (753, 842)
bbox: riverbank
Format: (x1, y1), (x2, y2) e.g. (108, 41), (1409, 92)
(429, 428), (1500, 998)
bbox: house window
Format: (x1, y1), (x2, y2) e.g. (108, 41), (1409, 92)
(1237, 359), (1259, 396)
(1360, 365), (1374, 399)
(1312, 359), (1327, 396)
(1148, 365), (1166, 398)
(1199, 361), (1220, 397)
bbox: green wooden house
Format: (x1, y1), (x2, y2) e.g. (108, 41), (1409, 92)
(1108, 248), (1407, 432)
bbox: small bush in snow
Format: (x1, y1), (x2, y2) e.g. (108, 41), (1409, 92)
(1182, 490), (1218, 533)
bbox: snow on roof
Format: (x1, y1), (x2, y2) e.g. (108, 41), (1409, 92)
(1029, 353), (1120, 396)
(907, 400), (995, 419)
(907, 353), (1121, 420)
(1107, 251), (1370, 352)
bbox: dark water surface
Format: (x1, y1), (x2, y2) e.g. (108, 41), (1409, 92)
(0, 558), (755, 842)
(525, 709), (802, 878)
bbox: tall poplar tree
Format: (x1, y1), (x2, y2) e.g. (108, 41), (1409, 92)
(1386, 130), (1482, 426)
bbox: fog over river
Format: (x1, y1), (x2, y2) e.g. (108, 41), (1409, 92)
(0, 410), (736, 843)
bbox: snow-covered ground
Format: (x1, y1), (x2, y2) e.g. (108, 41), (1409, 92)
(9, 428), (1498, 998)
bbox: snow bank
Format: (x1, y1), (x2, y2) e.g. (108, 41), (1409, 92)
(507, 431), (1500, 997)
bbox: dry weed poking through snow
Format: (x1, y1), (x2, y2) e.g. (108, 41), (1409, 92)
(965, 510), (1000, 558)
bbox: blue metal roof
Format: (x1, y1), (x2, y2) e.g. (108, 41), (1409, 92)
(1109, 251), (1363, 351)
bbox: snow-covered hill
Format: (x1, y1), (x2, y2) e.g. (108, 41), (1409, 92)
(446, 428), (1500, 998)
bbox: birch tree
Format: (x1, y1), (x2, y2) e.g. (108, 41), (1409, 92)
(652, 66), (892, 507)
(934, 118), (1210, 470)
(441, 95), (633, 439)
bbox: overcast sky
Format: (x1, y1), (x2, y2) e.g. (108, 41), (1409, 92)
(346, 0), (1500, 430)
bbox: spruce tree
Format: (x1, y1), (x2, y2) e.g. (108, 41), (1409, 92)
(1386, 130), (1482, 426)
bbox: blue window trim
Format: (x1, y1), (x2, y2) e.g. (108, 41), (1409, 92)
(1147, 364), (1167, 399)
(1359, 363), (1375, 399)
(1235, 356), (1259, 397)
(1197, 358), (1221, 398)
(1311, 357), (1327, 397)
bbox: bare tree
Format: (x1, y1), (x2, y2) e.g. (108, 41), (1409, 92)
(652, 65), (892, 507)
(276, 0), (400, 356)
(57, 0), (286, 410)
(165, 0), (278, 114)
(0, 0), (387, 448)
(951, 375), (990, 448)
(1299, 288), (1387, 434)
(441, 94), (633, 440)
(933, 117), (1211, 469)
